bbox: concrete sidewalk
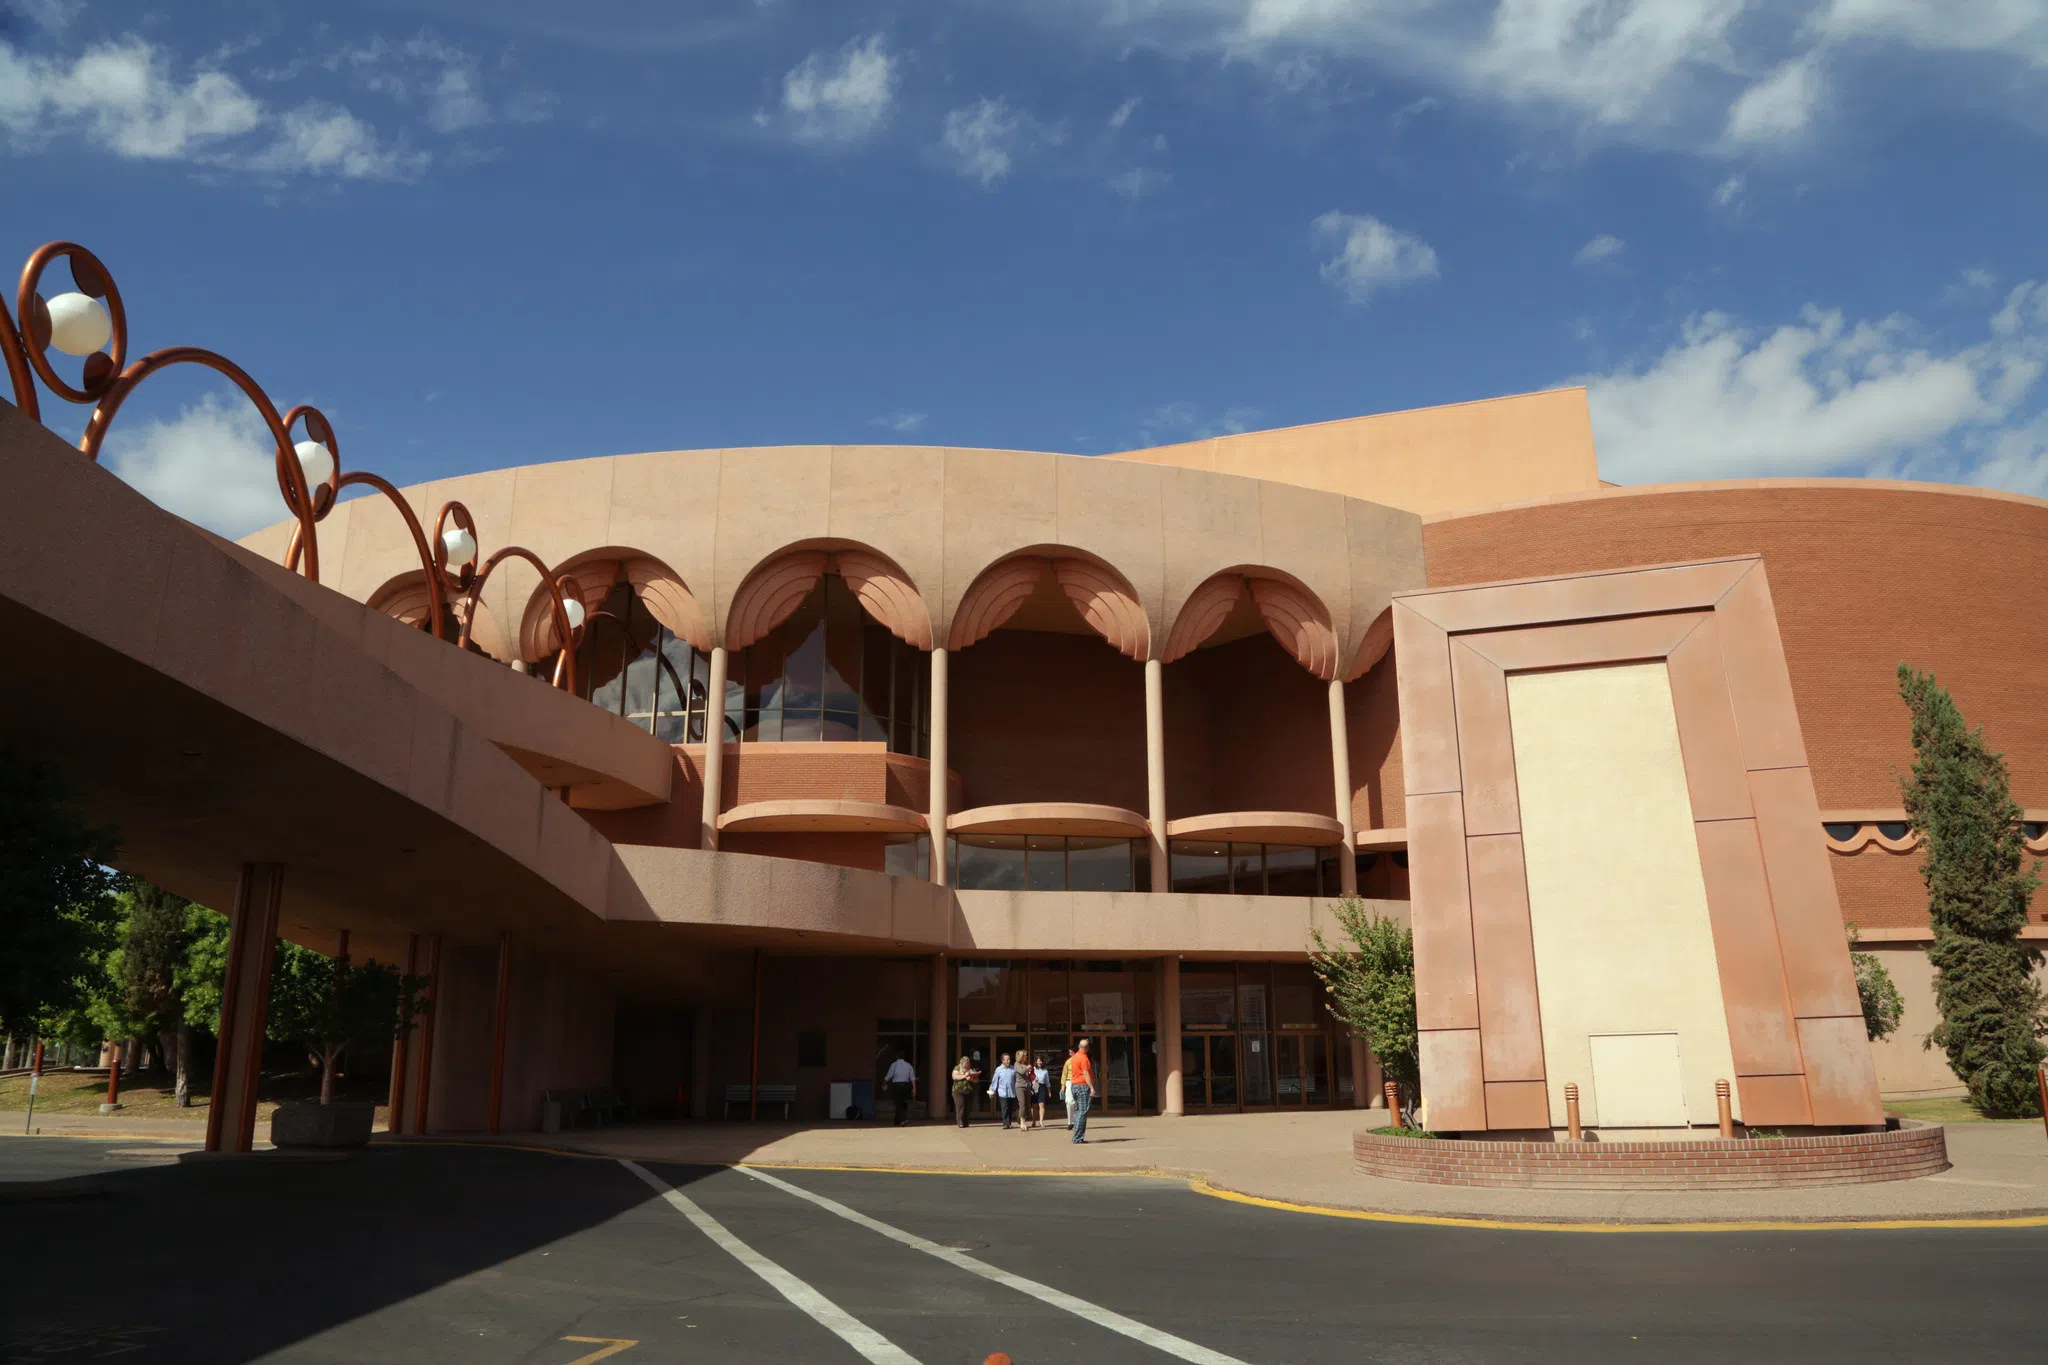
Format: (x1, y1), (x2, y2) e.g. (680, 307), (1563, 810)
(498, 1109), (2048, 1225)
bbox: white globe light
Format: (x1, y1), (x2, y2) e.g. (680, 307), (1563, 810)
(46, 292), (112, 356)
(560, 595), (587, 631)
(294, 439), (335, 489)
(441, 523), (477, 568)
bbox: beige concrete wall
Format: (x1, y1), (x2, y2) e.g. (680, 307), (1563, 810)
(1508, 662), (1742, 1127)
(1862, 944), (1963, 1097)
(1107, 388), (1600, 519)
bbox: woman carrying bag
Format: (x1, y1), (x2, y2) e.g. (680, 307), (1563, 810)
(950, 1054), (977, 1128)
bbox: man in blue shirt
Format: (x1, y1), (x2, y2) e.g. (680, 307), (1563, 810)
(986, 1053), (1020, 1130)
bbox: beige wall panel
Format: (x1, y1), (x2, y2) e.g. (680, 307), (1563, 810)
(1748, 766), (1864, 1019)
(1417, 1028), (1487, 1130)
(940, 449), (1061, 623)
(510, 455), (618, 575)
(1508, 662), (1741, 1128)
(1406, 558), (1747, 636)
(1052, 453), (1167, 638)
(712, 447), (835, 630)
(1483, 1079), (1551, 1129)
(1449, 642), (1518, 836)
(1862, 945), (1964, 1096)
(829, 446), (948, 609)
(1407, 791), (1479, 1031)
(1252, 478), (1355, 638)
(1392, 606), (1459, 797)
(607, 449), (725, 602)
(1796, 1014), (1886, 1126)
(1465, 833), (1544, 1083)
(1587, 1033), (1688, 1127)
(1343, 498), (1428, 664)
(1156, 466), (1265, 616)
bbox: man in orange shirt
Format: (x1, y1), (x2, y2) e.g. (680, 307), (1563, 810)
(1068, 1038), (1096, 1144)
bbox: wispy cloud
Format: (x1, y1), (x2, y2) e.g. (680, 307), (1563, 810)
(1134, 400), (1261, 448)
(102, 391), (292, 538)
(1573, 234), (1626, 267)
(1312, 211), (1439, 305)
(779, 34), (894, 144)
(1108, 166), (1171, 200)
(936, 96), (1058, 186)
(871, 411), (926, 433)
(1107, 95), (1140, 129)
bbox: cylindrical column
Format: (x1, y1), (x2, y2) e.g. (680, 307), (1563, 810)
(487, 931), (512, 1135)
(411, 934), (443, 1135)
(101, 1043), (122, 1112)
(700, 645), (729, 851)
(928, 647), (949, 886)
(1565, 1082), (1583, 1140)
(1350, 1034), (1370, 1109)
(1384, 1080), (1404, 1130)
(1328, 677), (1357, 896)
(928, 953), (949, 1122)
(387, 932), (419, 1134)
(1159, 956), (1183, 1116)
(205, 862), (285, 1154)
(1716, 1078), (1734, 1138)
(1144, 657), (1167, 892)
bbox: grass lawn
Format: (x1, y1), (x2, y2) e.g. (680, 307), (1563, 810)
(0, 1069), (390, 1125)
(1885, 1095), (2037, 1125)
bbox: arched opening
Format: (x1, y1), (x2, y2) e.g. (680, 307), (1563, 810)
(551, 575), (723, 743)
(731, 573), (930, 753)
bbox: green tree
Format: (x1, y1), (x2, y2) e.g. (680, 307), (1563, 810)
(0, 749), (121, 1041)
(120, 882), (199, 1103)
(265, 950), (431, 1103)
(1847, 924), (1904, 1043)
(1307, 895), (1418, 1110)
(1897, 664), (2045, 1116)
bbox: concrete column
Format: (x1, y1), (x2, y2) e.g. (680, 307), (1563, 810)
(1350, 1034), (1371, 1109)
(1328, 676), (1358, 896)
(487, 931), (512, 1135)
(204, 862), (284, 1153)
(928, 646), (949, 885)
(700, 645), (729, 850)
(409, 934), (443, 1135)
(387, 932), (419, 1134)
(1145, 657), (1168, 892)
(690, 1008), (712, 1121)
(1160, 955), (1184, 1116)
(928, 953), (949, 1122)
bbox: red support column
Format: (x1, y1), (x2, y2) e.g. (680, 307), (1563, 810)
(410, 935), (442, 1135)
(204, 863), (285, 1154)
(749, 949), (763, 1123)
(487, 931), (512, 1135)
(387, 932), (418, 1134)
(101, 1043), (122, 1112)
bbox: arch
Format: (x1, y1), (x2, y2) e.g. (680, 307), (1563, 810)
(835, 547), (932, 650)
(368, 570), (512, 659)
(1345, 604), (1394, 681)
(949, 549), (1149, 659)
(1162, 567), (1339, 680)
(518, 548), (705, 661)
(726, 550), (830, 652)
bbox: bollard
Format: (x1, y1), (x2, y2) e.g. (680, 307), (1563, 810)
(2037, 1067), (2048, 1143)
(23, 1041), (43, 1134)
(100, 1043), (123, 1113)
(1564, 1082), (1581, 1140)
(1715, 1078), (1734, 1139)
(1384, 1080), (1404, 1130)
(985, 1356), (1013, 1365)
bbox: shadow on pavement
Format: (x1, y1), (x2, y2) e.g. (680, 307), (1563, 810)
(0, 1140), (708, 1364)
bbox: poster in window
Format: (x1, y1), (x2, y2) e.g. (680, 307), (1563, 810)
(1081, 992), (1126, 1030)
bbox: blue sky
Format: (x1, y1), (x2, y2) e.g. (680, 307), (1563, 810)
(2, 0), (2045, 536)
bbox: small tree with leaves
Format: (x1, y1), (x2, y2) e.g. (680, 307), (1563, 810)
(1308, 895), (1418, 1111)
(1847, 924), (1904, 1043)
(0, 749), (121, 1043)
(266, 951), (431, 1104)
(1897, 664), (2045, 1116)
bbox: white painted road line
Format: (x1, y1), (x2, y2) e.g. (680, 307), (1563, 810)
(618, 1160), (922, 1365)
(737, 1164), (1255, 1365)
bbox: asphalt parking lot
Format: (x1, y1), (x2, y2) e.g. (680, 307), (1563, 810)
(1, 1138), (2045, 1363)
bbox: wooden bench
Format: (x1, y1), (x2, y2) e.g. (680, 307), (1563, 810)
(724, 1083), (797, 1120)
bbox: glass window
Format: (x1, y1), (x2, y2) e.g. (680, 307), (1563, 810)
(1181, 969), (1235, 1030)
(1823, 822), (1861, 841)
(1027, 835), (1066, 891)
(1028, 962), (1070, 1030)
(1876, 822), (1910, 840)
(1170, 840), (1231, 894)
(957, 960), (1025, 1028)
(884, 836), (928, 880)
(956, 835), (1027, 890)
(1067, 838), (1135, 892)
(1074, 963), (1135, 1032)
(715, 576), (929, 756)
(1273, 963), (1322, 1030)
(1266, 845), (1320, 897)
(1229, 843), (1265, 895)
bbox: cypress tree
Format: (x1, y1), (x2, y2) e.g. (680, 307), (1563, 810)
(1897, 664), (2045, 1116)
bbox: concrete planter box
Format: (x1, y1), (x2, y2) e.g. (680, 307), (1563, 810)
(270, 1101), (376, 1149)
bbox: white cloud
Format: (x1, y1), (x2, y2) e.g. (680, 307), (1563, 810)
(102, 392), (291, 539)
(1814, 0), (2048, 65)
(1581, 282), (2048, 496)
(781, 34), (894, 144)
(1136, 400), (1260, 447)
(1725, 55), (1822, 144)
(1574, 233), (1626, 267)
(1312, 211), (1439, 304)
(871, 411), (926, 433)
(938, 97), (1057, 186)
(1108, 166), (1172, 199)
(1710, 173), (1745, 210)
(1107, 95), (1141, 128)
(249, 103), (425, 180)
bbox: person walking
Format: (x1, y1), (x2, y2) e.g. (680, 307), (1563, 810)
(1027, 1055), (1050, 1129)
(883, 1051), (917, 1126)
(1059, 1044), (1078, 1129)
(987, 1052), (1020, 1130)
(950, 1054), (977, 1128)
(1068, 1039), (1096, 1144)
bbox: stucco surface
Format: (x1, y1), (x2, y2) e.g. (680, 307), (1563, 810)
(1508, 663), (1742, 1127)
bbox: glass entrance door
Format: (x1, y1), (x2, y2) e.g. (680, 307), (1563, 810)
(1183, 1034), (1240, 1109)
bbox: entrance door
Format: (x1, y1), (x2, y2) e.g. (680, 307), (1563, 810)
(1102, 1036), (1137, 1111)
(1273, 1034), (1332, 1105)
(1207, 1035), (1239, 1107)
(1182, 1034), (1240, 1108)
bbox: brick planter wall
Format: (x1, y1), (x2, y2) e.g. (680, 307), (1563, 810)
(1354, 1123), (1949, 1190)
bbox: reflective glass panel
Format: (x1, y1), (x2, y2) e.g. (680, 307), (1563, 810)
(1067, 838), (1134, 892)
(956, 835), (1027, 890)
(1170, 840), (1231, 894)
(1181, 970), (1235, 1029)
(1229, 843), (1265, 895)
(1026, 835), (1066, 891)
(1266, 845), (1320, 897)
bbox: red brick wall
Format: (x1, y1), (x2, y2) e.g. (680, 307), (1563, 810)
(1354, 1123), (1949, 1189)
(1165, 633), (1333, 818)
(1345, 656), (1404, 833)
(951, 630), (1148, 809)
(1423, 485), (2048, 812)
